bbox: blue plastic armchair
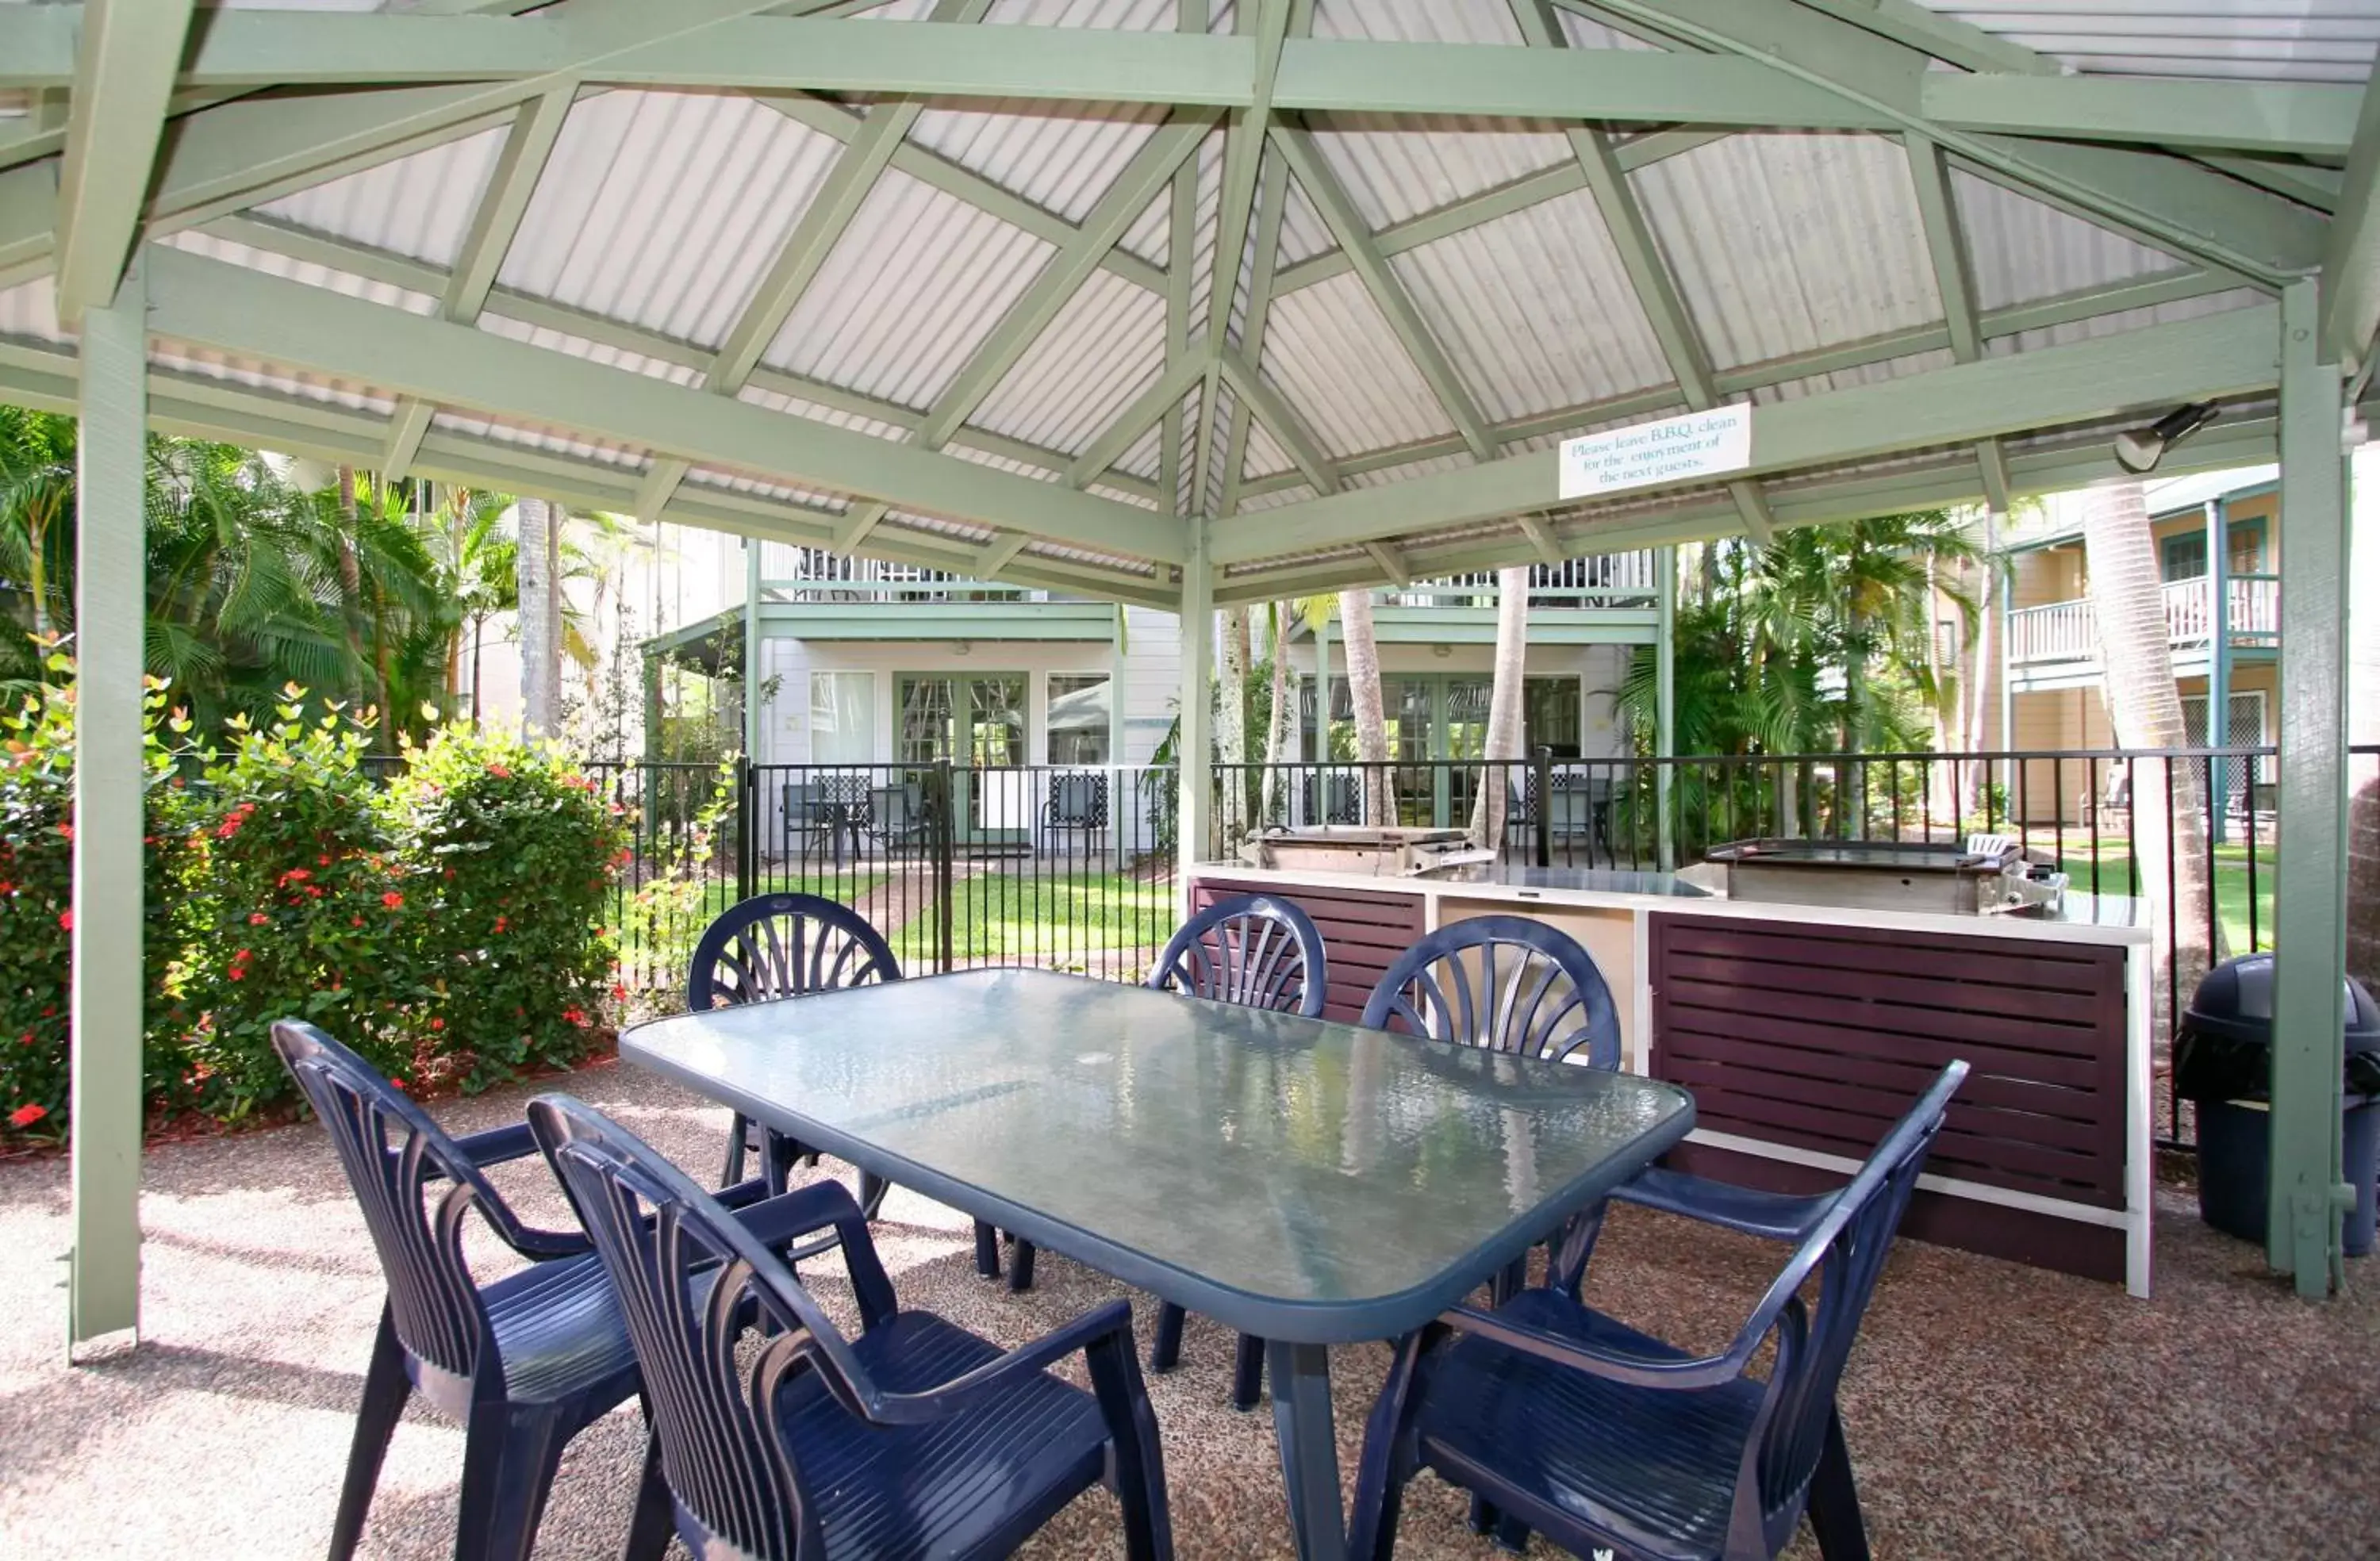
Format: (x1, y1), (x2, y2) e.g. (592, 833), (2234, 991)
(526, 1091), (1174, 1561)
(274, 1020), (665, 1561)
(1131, 892), (1328, 1408)
(1345, 1060), (1968, 1561)
(689, 892), (900, 1239)
(1359, 913), (1621, 1069)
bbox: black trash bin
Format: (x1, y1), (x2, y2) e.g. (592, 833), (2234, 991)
(2175, 954), (2380, 1255)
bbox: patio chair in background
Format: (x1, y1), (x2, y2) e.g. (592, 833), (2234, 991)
(868, 777), (931, 854)
(689, 893), (901, 1247)
(1041, 770), (1110, 854)
(1360, 914), (1621, 1069)
(1347, 1060), (1968, 1561)
(271, 1020), (762, 1561)
(1134, 894), (1329, 1408)
(527, 1093), (1175, 1561)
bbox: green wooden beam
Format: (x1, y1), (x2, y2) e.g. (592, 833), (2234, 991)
(51, 0), (198, 324)
(1221, 352), (1338, 496)
(2319, 74), (2380, 369)
(1904, 130), (2013, 512)
(67, 251), (148, 1353)
(1923, 72), (2363, 159)
(1067, 351), (1206, 489)
(1209, 301), (2282, 564)
(1216, 137), (1299, 516)
(1361, 540), (1411, 586)
(1271, 124), (1495, 460)
(141, 244), (1182, 562)
(1516, 513), (1564, 567)
(384, 83), (578, 478)
(2269, 277), (2353, 1296)
(1155, 36), (1202, 519)
(1505, 1), (1771, 539)
(758, 94), (1165, 296)
(973, 530), (1031, 579)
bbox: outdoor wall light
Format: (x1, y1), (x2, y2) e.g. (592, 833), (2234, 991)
(2113, 401), (2218, 474)
(952, 639), (973, 656)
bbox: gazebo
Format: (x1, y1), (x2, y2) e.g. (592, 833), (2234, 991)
(1, 0), (2373, 1349)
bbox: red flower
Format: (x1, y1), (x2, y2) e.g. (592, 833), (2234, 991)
(307, 887), (322, 899)
(278, 868), (311, 886)
(562, 1007), (589, 1027)
(8, 1103), (45, 1129)
(487, 762), (512, 779)
(350, 915), (363, 927)
(56, 908), (71, 932)
(317, 854), (331, 867)
(382, 892), (404, 910)
(56, 823), (71, 841)
(226, 967), (246, 982)
(390, 1078), (407, 1094)
(610, 983), (628, 1003)
(248, 912), (269, 926)
(429, 1017), (445, 1032)
(493, 915), (509, 934)
(0, 880), (13, 894)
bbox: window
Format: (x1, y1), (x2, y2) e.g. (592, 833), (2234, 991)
(808, 672), (874, 765)
(1046, 673), (1112, 765)
(1934, 618), (1964, 669)
(2225, 518), (2268, 575)
(1523, 677), (1583, 758)
(897, 675), (1026, 765)
(2160, 531), (2209, 581)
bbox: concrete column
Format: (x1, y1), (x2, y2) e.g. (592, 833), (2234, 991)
(69, 255), (148, 1354)
(2206, 498), (2231, 845)
(2269, 278), (2354, 1295)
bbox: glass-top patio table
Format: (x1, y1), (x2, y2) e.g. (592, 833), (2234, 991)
(621, 967), (1696, 1560)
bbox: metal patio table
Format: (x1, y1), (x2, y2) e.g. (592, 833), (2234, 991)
(621, 968), (1695, 1560)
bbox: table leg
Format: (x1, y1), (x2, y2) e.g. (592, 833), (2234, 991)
(1266, 1339), (1347, 1561)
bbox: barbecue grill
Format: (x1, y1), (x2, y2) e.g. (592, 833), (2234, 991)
(1239, 825), (1499, 878)
(1703, 835), (2067, 916)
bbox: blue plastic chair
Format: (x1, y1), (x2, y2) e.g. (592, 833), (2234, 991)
(526, 1091), (1175, 1561)
(1345, 1060), (1968, 1561)
(274, 1019), (663, 1561)
(1134, 892), (1328, 1408)
(1359, 913), (1621, 1069)
(689, 892), (900, 1238)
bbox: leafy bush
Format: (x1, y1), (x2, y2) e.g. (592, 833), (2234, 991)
(0, 667), (201, 1143)
(386, 723), (629, 1091)
(176, 700), (417, 1118)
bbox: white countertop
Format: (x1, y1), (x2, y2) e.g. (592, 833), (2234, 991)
(1193, 860), (2155, 948)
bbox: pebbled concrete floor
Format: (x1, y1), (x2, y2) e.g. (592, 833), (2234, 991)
(2, 1057), (2376, 1559)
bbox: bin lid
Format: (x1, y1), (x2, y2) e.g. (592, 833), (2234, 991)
(2182, 954), (2380, 1053)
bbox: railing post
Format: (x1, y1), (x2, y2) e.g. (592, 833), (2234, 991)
(735, 755), (755, 903)
(1655, 543), (1677, 872)
(933, 759), (955, 974)
(2207, 497), (2232, 845)
(1532, 746), (1553, 869)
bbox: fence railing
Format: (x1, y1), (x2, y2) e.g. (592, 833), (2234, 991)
(1379, 549), (1658, 608)
(758, 546), (1045, 603)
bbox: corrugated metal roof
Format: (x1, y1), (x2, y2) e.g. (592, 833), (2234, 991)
(907, 100), (1169, 224)
(0, 278), (67, 344)
(1633, 132), (1944, 373)
(1260, 270), (1460, 455)
(764, 168), (1056, 410)
(682, 464), (852, 515)
(970, 267), (1166, 454)
(1952, 168), (2186, 311)
(498, 91), (846, 350)
(165, 228), (440, 316)
(478, 313), (705, 389)
(259, 124), (508, 270)
(149, 339), (396, 416)
(1917, 1), (2380, 82)
(431, 410), (650, 470)
(1240, 414), (1293, 478)
(1391, 186), (1675, 424)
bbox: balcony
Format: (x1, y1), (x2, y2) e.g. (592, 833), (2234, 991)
(1361, 550), (1663, 646)
(2008, 574), (2279, 680)
(762, 549), (1051, 604)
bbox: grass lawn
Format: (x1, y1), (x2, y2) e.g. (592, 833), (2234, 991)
(614, 870), (891, 991)
(892, 870), (1173, 964)
(2040, 837), (2275, 953)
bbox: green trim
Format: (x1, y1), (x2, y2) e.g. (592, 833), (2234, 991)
(2268, 278), (2351, 1294)
(1368, 605), (1658, 646)
(2319, 73), (2380, 366)
(761, 600), (1116, 642)
(1209, 303), (2283, 566)
(1923, 72), (2363, 158)
(51, 0), (198, 323)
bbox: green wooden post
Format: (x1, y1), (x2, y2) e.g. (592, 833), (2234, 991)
(2269, 278), (2354, 1295)
(1313, 614), (1331, 768)
(742, 539), (761, 762)
(1656, 544), (1677, 871)
(1177, 527), (1214, 904)
(2206, 497), (2231, 845)
(68, 255), (148, 1355)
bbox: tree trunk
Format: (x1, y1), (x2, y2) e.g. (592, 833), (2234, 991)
(2347, 443), (2380, 993)
(2081, 479), (2221, 1008)
(335, 466), (367, 708)
(1262, 603), (1295, 826)
(517, 496), (558, 736)
(1468, 565), (1530, 848)
(1217, 605), (1250, 848)
(1338, 587), (1394, 827)
(1961, 512), (1999, 823)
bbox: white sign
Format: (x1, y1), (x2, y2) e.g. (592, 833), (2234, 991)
(1557, 405), (1753, 501)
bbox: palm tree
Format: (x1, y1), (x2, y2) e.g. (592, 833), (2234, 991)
(0, 405), (75, 646)
(1336, 585), (1393, 826)
(1217, 604), (1251, 846)
(1467, 564), (1529, 848)
(516, 495), (559, 735)
(2080, 479), (2221, 993)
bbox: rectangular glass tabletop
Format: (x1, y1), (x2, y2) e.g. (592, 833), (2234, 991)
(622, 968), (1695, 1344)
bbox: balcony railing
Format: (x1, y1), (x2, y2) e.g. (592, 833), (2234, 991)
(2009, 574), (2278, 666)
(1377, 550), (1660, 608)
(761, 548), (1047, 603)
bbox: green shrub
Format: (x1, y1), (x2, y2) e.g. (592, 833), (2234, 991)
(175, 698), (417, 1118)
(386, 723), (629, 1092)
(0, 667), (203, 1144)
